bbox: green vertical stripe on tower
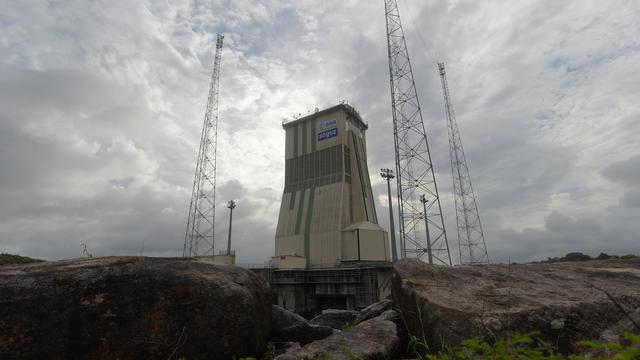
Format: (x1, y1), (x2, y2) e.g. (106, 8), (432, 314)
(302, 121), (308, 154)
(359, 135), (378, 223)
(304, 119), (316, 267)
(352, 132), (370, 221)
(311, 119), (316, 152)
(304, 187), (315, 265)
(293, 125), (299, 157)
(294, 188), (306, 234)
(289, 190), (297, 211)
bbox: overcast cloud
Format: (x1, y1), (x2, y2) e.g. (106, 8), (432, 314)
(1, 0), (638, 264)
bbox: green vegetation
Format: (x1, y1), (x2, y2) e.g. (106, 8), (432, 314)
(543, 252), (638, 263)
(412, 331), (640, 360)
(306, 347), (365, 360)
(0, 253), (43, 265)
(292, 331), (640, 359)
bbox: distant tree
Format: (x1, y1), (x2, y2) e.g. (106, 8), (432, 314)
(536, 252), (637, 264)
(563, 252), (592, 261)
(0, 253), (43, 265)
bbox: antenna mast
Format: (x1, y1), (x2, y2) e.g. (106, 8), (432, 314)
(384, 0), (451, 265)
(438, 62), (489, 264)
(183, 34), (224, 257)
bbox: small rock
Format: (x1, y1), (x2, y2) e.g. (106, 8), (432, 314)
(270, 341), (302, 358)
(377, 309), (401, 323)
(310, 309), (359, 329)
(275, 314), (400, 360)
(601, 307), (640, 342)
(354, 299), (393, 324)
(271, 305), (333, 345)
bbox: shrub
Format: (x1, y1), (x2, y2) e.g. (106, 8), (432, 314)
(563, 252), (592, 262)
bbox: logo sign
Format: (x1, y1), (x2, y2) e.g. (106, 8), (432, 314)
(318, 119), (337, 131)
(318, 128), (338, 141)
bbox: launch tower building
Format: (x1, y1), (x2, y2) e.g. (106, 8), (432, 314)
(274, 103), (390, 268)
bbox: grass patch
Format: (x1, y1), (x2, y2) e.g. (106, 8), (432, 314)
(409, 331), (640, 360)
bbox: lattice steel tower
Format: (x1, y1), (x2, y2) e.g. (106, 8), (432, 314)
(438, 62), (489, 265)
(384, 0), (451, 265)
(183, 34), (224, 257)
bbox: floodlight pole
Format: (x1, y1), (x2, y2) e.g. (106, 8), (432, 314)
(381, 168), (398, 262)
(420, 194), (433, 265)
(226, 200), (236, 255)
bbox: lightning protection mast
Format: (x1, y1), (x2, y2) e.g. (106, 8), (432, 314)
(384, 0), (452, 265)
(438, 62), (489, 265)
(183, 34), (224, 257)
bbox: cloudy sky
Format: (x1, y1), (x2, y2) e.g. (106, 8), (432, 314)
(1, 0), (638, 264)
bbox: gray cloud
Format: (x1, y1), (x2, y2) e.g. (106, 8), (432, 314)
(602, 155), (640, 186)
(1, 0), (639, 264)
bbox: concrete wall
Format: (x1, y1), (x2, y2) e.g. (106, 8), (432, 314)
(341, 232), (358, 261)
(261, 266), (392, 317)
(196, 255), (236, 265)
(274, 255), (307, 269)
(359, 229), (388, 261)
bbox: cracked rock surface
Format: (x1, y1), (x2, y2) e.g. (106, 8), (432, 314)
(0, 256), (272, 359)
(393, 258), (640, 352)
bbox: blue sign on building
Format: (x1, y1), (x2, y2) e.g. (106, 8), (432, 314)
(318, 119), (337, 131)
(318, 128), (338, 141)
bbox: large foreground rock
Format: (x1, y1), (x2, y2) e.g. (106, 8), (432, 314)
(0, 256), (272, 359)
(271, 305), (333, 345)
(393, 258), (640, 353)
(276, 313), (400, 360)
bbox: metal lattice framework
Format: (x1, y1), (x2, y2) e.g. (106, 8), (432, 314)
(384, 0), (452, 265)
(183, 34), (224, 257)
(438, 62), (489, 265)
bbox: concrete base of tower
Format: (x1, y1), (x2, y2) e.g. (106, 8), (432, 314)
(272, 254), (307, 269)
(196, 252), (236, 266)
(251, 262), (392, 318)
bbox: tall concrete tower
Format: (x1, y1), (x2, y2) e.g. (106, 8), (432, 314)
(274, 103), (389, 268)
